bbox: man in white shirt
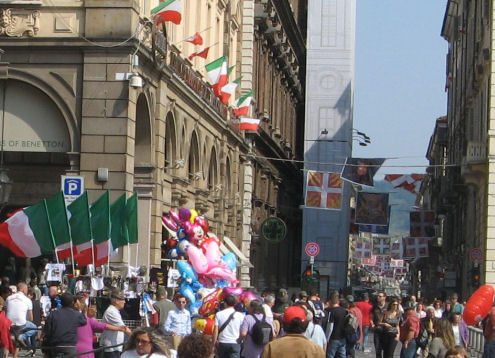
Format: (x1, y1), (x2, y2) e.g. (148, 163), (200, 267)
(6, 282), (33, 358)
(212, 295), (244, 358)
(100, 290), (130, 358)
(262, 295), (275, 320)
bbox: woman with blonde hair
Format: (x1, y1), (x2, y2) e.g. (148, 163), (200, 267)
(378, 299), (401, 358)
(428, 318), (456, 358)
(121, 327), (172, 358)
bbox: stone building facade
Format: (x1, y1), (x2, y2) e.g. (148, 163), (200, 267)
(0, 0), (305, 289)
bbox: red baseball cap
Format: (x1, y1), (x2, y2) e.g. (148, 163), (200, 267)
(283, 305), (307, 324)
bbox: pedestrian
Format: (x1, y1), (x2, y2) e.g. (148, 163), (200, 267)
(450, 294), (463, 315)
(0, 299), (14, 358)
(428, 318), (455, 358)
(377, 298), (400, 358)
(448, 312), (468, 348)
(273, 289), (290, 317)
(262, 295), (275, 321)
(308, 290), (325, 326)
(399, 302), (420, 358)
(121, 327), (172, 358)
(417, 306), (438, 357)
(6, 282), (33, 358)
(371, 291), (388, 358)
(177, 333), (212, 358)
(163, 294), (191, 350)
(298, 302), (326, 350)
(22, 287), (41, 356)
(324, 290), (347, 358)
(239, 299), (274, 358)
(74, 296), (131, 358)
(481, 305), (495, 358)
(261, 305), (325, 358)
(212, 295), (244, 358)
(41, 292), (87, 358)
(100, 290), (128, 358)
(297, 291), (308, 303)
(346, 295), (363, 356)
(416, 302), (426, 319)
(40, 285), (59, 319)
(445, 346), (468, 358)
(433, 300), (444, 319)
(442, 300), (453, 320)
(153, 286), (175, 328)
(356, 292), (373, 353)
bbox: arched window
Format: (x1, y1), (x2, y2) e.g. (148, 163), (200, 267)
(188, 131), (200, 181)
(207, 147), (218, 190)
(164, 113), (176, 169)
(135, 94), (151, 166)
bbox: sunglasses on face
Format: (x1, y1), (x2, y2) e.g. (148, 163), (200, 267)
(136, 339), (151, 345)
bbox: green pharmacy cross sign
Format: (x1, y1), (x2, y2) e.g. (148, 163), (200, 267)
(260, 217), (287, 243)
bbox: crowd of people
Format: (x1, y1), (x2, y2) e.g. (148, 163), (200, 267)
(0, 280), (492, 358)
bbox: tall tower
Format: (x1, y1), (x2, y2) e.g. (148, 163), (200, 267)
(303, 0), (356, 292)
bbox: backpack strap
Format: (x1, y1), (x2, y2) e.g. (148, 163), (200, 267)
(218, 311), (236, 334)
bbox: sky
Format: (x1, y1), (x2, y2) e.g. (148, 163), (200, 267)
(353, 0), (449, 177)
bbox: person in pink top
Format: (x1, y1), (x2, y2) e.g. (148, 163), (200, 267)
(355, 292), (373, 353)
(74, 297), (131, 358)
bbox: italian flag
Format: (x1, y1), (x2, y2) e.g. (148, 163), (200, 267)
(0, 200), (55, 258)
(233, 117), (261, 131)
(185, 32), (203, 45)
(188, 47), (210, 61)
(220, 77), (242, 104)
(151, 0), (182, 25)
(233, 91), (254, 117)
(46, 192), (72, 261)
(206, 56), (228, 97)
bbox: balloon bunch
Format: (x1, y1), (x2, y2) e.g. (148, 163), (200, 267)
(162, 208), (241, 316)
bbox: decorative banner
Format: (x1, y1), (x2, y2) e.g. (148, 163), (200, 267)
(390, 240), (403, 259)
(403, 237), (429, 259)
(375, 254), (391, 270)
(394, 267), (408, 276)
(372, 236), (391, 255)
(384, 174), (425, 194)
(390, 258), (404, 268)
(341, 157), (385, 187)
(356, 192), (389, 225)
(362, 254), (376, 266)
(410, 210), (436, 237)
(354, 240), (372, 259)
(305, 171), (343, 210)
(383, 269), (394, 278)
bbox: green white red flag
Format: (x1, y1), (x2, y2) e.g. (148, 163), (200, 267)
(188, 47), (210, 61)
(232, 117), (260, 131)
(206, 56), (228, 97)
(220, 77), (241, 104)
(185, 32), (203, 45)
(151, 0), (182, 25)
(233, 91), (254, 117)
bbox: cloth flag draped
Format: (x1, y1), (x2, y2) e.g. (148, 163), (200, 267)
(390, 258), (404, 268)
(305, 171), (343, 210)
(390, 240), (403, 259)
(151, 0), (182, 25)
(362, 254), (376, 266)
(355, 192), (389, 225)
(185, 32), (203, 45)
(110, 193), (127, 250)
(46, 192), (72, 260)
(354, 240), (372, 259)
(206, 56), (228, 97)
(403, 237), (429, 259)
(341, 158), (385, 187)
(410, 211), (436, 237)
(125, 193), (139, 244)
(359, 223), (389, 235)
(220, 77), (241, 104)
(385, 174), (425, 194)
(0, 200), (55, 258)
(372, 236), (391, 255)
(67, 192), (92, 262)
(188, 47), (210, 61)
(233, 90), (254, 117)
(232, 117), (260, 132)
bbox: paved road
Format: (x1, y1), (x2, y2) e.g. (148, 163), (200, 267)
(355, 336), (402, 358)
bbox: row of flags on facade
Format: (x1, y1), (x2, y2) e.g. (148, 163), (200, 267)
(150, 1), (260, 132)
(0, 191), (138, 267)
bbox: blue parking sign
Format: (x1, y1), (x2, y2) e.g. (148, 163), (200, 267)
(61, 176), (84, 203)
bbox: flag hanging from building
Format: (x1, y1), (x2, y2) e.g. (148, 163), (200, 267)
(206, 56), (228, 97)
(362, 254), (377, 266)
(372, 236), (391, 255)
(305, 171), (343, 210)
(390, 258), (404, 268)
(231, 117), (260, 131)
(390, 240), (403, 259)
(188, 47), (210, 61)
(125, 192), (139, 244)
(0, 200), (55, 258)
(359, 223), (389, 234)
(220, 77), (242, 104)
(67, 191), (92, 262)
(384, 174), (425, 194)
(355, 192), (389, 225)
(184, 32), (203, 45)
(233, 90), (254, 117)
(341, 158), (385, 187)
(354, 239), (372, 259)
(410, 210), (436, 237)
(46, 192), (72, 260)
(402, 237), (429, 259)
(151, 0), (182, 25)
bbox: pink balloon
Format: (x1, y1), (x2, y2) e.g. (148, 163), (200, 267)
(182, 221), (192, 233)
(186, 245), (208, 274)
(195, 216), (210, 234)
(179, 208), (191, 222)
(162, 216), (177, 231)
(205, 265), (238, 283)
(201, 237), (223, 267)
(186, 224), (205, 243)
(169, 210), (181, 224)
(223, 286), (244, 297)
(240, 291), (258, 305)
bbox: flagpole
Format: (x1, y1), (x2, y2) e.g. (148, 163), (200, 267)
(135, 243), (138, 268)
(175, 27), (212, 45)
(62, 195), (76, 275)
(44, 200), (59, 264)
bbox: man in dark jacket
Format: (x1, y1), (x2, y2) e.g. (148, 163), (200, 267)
(42, 292), (86, 358)
(324, 291), (347, 358)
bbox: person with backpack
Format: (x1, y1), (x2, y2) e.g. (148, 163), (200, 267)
(212, 295), (245, 358)
(239, 299), (274, 358)
(346, 296), (363, 358)
(324, 290), (348, 358)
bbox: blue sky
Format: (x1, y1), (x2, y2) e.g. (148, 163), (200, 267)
(353, 1), (449, 177)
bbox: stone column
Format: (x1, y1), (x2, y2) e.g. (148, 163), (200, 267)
(240, 152), (253, 288)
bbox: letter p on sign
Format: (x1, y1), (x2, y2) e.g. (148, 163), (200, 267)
(61, 176), (84, 204)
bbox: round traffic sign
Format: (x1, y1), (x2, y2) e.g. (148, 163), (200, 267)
(470, 248), (483, 262)
(305, 242), (320, 257)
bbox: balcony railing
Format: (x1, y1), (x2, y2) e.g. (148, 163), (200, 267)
(468, 325), (484, 357)
(168, 50), (228, 119)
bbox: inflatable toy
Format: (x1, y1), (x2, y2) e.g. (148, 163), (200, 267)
(463, 284), (495, 325)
